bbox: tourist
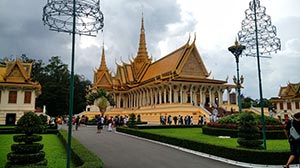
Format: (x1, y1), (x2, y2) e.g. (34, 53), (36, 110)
(75, 115), (80, 131)
(107, 117), (113, 132)
(283, 112), (300, 168)
(97, 115), (103, 133)
(203, 115), (206, 125)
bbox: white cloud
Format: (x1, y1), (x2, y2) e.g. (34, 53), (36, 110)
(0, 0), (299, 100)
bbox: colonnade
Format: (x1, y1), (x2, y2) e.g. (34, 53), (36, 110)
(112, 83), (234, 109)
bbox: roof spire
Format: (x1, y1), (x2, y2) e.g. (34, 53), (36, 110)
(99, 43), (108, 71)
(135, 13), (149, 63)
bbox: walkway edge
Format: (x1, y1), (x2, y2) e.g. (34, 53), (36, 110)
(115, 131), (295, 168)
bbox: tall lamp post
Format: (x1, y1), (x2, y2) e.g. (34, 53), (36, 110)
(228, 39), (245, 114)
(42, 0), (104, 167)
(237, 0), (281, 150)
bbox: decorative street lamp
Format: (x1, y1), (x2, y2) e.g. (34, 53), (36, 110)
(237, 0), (281, 150)
(42, 0), (104, 167)
(228, 39), (245, 114)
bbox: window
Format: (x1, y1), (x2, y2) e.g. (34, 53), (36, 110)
(8, 91), (17, 104)
(24, 91), (31, 104)
(296, 101), (300, 109)
(287, 102), (292, 110)
(280, 102), (283, 110)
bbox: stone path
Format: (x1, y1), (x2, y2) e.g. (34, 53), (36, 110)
(70, 126), (242, 168)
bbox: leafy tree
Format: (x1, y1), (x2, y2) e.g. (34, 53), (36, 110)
(87, 88), (115, 116)
(6, 54), (92, 117)
(73, 75), (92, 114)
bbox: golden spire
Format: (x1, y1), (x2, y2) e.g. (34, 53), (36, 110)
(99, 43), (108, 71)
(135, 13), (149, 63)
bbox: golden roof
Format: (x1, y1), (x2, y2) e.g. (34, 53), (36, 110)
(93, 16), (229, 91)
(0, 59), (41, 92)
(279, 82), (300, 98)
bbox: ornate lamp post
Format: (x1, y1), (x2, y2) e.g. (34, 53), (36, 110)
(42, 0), (104, 167)
(228, 39), (245, 114)
(237, 0), (281, 150)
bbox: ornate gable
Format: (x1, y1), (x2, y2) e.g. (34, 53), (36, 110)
(3, 60), (31, 83)
(92, 46), (113, 91)
(178, 41), (208, 78)
(279, 82), (300, 98)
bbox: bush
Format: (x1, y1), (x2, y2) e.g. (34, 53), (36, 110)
(11, 143), (43, 153)
(116, 127), (290, 165)
(237, 112), (263, 148)
(7, 151), (45, 164)
(15, 112), (44, 135)
(13, 135), (42, 144)
(6, 112), (47, 167)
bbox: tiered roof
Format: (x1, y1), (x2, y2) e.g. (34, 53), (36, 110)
(0, 59), (41, 91)
(92, 16), (229, 92)
(278, 82), (300, 99)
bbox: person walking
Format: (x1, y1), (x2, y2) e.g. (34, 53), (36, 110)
(284, 112), (300, 168)
(97, 115), (103, 133)
(75, 115), (80, 131)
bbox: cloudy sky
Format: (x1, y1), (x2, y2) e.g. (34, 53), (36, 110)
(0, 0), (299, 100)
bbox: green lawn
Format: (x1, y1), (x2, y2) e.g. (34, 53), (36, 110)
(140, 127), (290, 151)
(0, 134), (74, 168)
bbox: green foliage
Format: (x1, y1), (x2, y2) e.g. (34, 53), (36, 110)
(117, 127), (289, 165)
(217, 113), (281, 125)
(11, 144), (43, 153)
(87, 88), (115, 107)
(237, 112), (263, 148)
(6, 112), (47, 167)
(19, 55), (91, 117)
(13, 135), (42, 144)
(15, 112), (44, 136)
(7, 151), (45, 164)
(127, 113), (137, 127)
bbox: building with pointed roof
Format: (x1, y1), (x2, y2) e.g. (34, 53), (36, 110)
(0, 59), (41, 125)
(87, 16), (237, 123)
(270, 82), (300, 115)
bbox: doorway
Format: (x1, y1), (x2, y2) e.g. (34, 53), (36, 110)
(6, 113), (16, 125)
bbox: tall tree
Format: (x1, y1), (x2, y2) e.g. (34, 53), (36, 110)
(73, 74), (92, 114)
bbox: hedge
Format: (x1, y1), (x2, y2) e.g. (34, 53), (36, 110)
(202, 126), (286, 139)
(116, 127), (290, 165)
(58, 130), (103, 168)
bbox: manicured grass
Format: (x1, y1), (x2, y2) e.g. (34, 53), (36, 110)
(140, 127), (290, 151)
(0, 134), (75, 168)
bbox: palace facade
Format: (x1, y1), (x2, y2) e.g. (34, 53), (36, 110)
(0, 60), (41, 125)
(270, 82), (300, 115)
(86, 17), (237, 123)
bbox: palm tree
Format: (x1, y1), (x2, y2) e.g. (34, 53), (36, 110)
(87, 88), (115, 116)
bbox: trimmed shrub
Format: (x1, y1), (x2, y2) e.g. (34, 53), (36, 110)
(116, 127), (290, 165)
(6, 112), (47, 167)
(7, 151), (45, 164)
(13, 135), (42, 143)
(237, 112), (263, 148)
(11, 143), (43, 153)
(15, 112), (44, 135)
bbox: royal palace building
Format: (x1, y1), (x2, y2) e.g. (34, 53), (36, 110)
(0, 60), (41, 125)
(86, 17), (237, 123)
(270, 82), (300, 115)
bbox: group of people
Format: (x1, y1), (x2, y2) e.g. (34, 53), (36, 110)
(96, 115), (129, 133)
(159, 115), (207, 126)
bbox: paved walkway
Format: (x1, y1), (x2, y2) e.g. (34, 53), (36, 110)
(68, 126), (291, 168)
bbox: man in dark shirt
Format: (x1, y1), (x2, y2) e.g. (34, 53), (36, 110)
(284, 112), (300, 168)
